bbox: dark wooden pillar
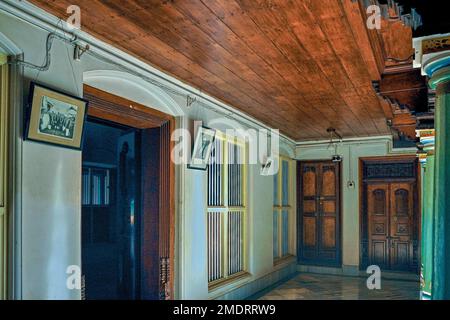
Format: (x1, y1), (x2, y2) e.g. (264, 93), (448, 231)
(141, 128), (160, 300)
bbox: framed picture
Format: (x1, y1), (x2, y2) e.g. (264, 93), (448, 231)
(188, 126), (216, 171)
(25, 82), (88, 149)
(261, 156), (274, 176)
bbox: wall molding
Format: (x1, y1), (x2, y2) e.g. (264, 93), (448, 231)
(0, 31), (22, 55)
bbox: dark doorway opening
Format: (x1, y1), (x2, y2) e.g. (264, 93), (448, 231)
(81, 85), (175, 300)
(82, 118), (142, 299)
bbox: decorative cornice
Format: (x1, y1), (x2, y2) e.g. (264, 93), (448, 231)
(413, 34), (450, 76)
(422, 36), (450, 55)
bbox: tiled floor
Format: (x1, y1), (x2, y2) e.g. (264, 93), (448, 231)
(256, 273), (420, 300)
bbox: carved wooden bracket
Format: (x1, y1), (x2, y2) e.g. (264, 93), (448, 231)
(372, 69), (429, 140)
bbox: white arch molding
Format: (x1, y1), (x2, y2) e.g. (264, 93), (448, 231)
(0, 31), (22, 55)
(83, 70), (184, 117)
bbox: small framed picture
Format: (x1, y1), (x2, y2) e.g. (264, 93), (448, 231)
(261, 156), (279, 176)
(188, 126), (216, 171)
(25, 82), (88, 149)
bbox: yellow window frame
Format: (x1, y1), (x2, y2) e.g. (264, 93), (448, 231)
(207, 131), (248, 289)
(273, 156), (295, 263)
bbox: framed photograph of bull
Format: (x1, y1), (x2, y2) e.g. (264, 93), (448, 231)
(25, 82), (88, 149)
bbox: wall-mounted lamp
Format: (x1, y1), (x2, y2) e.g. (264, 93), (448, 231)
(327, 128), (343, 163)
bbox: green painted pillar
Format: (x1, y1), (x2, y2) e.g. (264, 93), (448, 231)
(421, 156), (434, 299)
(428, 66), (450, 300)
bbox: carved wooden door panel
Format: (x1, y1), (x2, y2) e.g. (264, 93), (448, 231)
(389, 183), (414, 271)
(298, 161), (341, 266)
(367, 182), (414, 271)
(367, 184), (390, 269)
(299, 163), (319, 263)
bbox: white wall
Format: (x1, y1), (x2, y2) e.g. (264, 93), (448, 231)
(295, 137), (415, 270)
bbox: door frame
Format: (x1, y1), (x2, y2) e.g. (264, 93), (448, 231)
(83, 85), (176, 299)
(297, 160), (342, 267)
(359, 155), (421, 272)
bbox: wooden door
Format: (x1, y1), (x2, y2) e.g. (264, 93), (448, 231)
(298, 161), (341, 266)
(367, 182), (414, 271)
(389, 183), (414, 271)
(367, 183), (390, 269)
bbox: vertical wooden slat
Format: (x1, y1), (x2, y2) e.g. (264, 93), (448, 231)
(158, 121), (173, 299)
(217, 212), (220, 280)
(218, 212), (221, 279)
(213, 213), (215, 280)
(208, 136), (246, 283)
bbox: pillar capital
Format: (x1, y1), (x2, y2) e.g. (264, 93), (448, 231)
(413, 34), (450, 89)
(427, 65), (450, 91)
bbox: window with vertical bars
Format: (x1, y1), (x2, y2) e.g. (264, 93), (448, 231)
(273, 157), (294, 261)
(207, 133), (246, 285)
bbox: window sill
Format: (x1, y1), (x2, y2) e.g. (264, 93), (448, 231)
(274, 255), (296, 267)
(208, 271), (252, 293)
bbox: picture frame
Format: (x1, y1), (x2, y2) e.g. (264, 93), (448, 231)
(261, 156), (275, 176)
(25, 82), (88, 150)
(187, 126), (216, 171)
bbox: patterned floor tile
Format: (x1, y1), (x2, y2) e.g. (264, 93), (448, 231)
(258, 273), (419, 300)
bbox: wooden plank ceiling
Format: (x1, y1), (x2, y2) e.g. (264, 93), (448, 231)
(28, 0), (420, 141)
